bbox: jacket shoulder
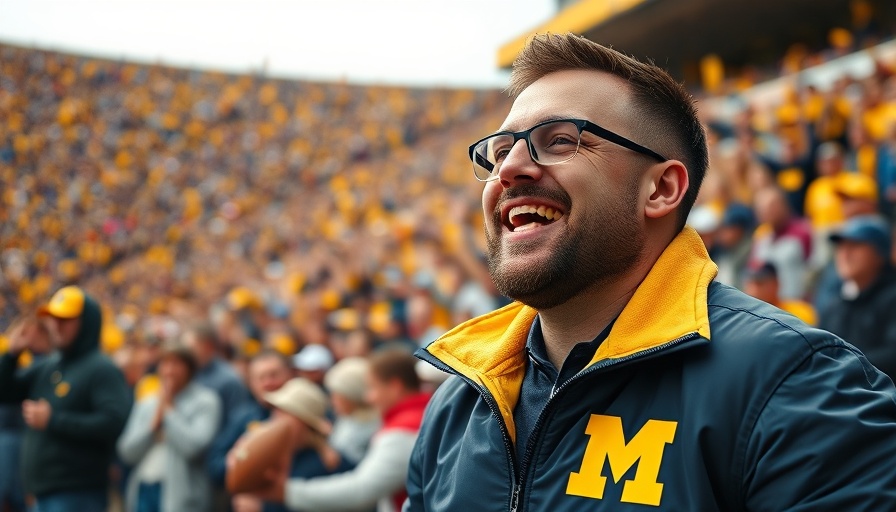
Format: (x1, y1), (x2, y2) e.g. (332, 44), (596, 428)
(182, 382), (223, 409)
(707, 281), (846, 355)
(417, 376), (481, 431)
(423, 376), (467, 410)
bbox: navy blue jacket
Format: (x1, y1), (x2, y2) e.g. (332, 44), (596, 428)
(206, 399), (270, 486)
(406, 228), (896, 511)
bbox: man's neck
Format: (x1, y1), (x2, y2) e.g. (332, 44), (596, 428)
(198, 354), (215, 370)
(536, 267), (649, 370)
(854, 264), (887, 293)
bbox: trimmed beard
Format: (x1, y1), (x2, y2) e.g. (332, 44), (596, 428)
(485, 180), (645, 310)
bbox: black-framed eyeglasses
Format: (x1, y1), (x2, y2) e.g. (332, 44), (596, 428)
(468, 118), (667, 182)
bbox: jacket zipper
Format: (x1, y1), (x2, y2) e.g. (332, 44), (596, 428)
(420, 356), (521, 511)
(515, 332), (702, 510)
(421, 331), (701, 511)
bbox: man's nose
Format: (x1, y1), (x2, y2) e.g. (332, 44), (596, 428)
(496, 138), (543, 186)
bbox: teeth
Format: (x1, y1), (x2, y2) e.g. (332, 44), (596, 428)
(508, 204), (564, 226)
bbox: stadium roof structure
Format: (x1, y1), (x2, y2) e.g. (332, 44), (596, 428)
(497, 0), (896, 86)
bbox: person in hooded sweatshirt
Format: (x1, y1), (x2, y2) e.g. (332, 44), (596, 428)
(0, 286), (132, 512)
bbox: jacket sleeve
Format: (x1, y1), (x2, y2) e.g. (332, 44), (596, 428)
(117, 397), (157, 466)
(219, 377), (251, 423)
(0, 353), (38, 403)
(743, 344), (896, 510)
(47, 362), (132, 442)
(285, 429), (416, 512)
(206, 404), (256, 485)
(163, 389), (221, 462)
(856, 313), (896, 381)
(402, 427), (426, 512)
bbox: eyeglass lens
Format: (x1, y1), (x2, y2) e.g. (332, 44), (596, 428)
(472, 120), (582, 180)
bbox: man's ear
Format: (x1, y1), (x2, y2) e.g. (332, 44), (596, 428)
(645, 161), (689, 219)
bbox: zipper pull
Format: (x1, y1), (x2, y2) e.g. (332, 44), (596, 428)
(510, 484), (521, 512)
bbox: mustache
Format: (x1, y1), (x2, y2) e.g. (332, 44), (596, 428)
(492, 184), (572, 221)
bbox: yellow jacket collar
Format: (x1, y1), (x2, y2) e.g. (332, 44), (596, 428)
(424, 227), (717, 441)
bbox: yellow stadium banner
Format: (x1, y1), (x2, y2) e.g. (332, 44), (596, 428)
(497, 0), (651, 68)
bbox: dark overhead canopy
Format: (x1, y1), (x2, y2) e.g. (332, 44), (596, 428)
(499, 0), (896, 84)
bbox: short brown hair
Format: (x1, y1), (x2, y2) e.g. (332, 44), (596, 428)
(508, 33), (708, 229)
(250, 348), (292, 369)
(187, 322), (220, 349)
(369, 348), (420, 392)
(159, 342), (199, 378)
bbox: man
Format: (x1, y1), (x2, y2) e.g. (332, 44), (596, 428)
(0, 286), (132, 512)
(749, 184), (813, 300)
(117, 342), (221, 512)
(183, 320), (252, 511)
(406, 33), (896, 511)
(208, 350), (295, 487)
(820, 215), (896, 380)
(803, 141), (849, 271)
(229, 377), (354, 512)
(811, 171), (880, 314)
(254, 348), (430, 512)
(323, 356), (381, 465)
(804, 141), (849, 234)
(182, 322), (252, 422)
(712, 202), (755, 289)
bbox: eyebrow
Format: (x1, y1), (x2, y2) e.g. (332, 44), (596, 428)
(497, 114), (578, 133)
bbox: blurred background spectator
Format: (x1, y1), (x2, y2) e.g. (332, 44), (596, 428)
(0, 287), (130, 512)
(323, 357), (380, 466)
(230, 377), (354, 512)
(743, 262), (818, 325)
(117, 342), (221, 512)
(207, 350), (294, 495)
(820, 215), (896, 379)
(251, 348), (429, 512)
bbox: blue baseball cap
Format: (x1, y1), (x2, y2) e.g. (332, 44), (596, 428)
(721, 203), (756, 231)
(829, 215), (892, 259)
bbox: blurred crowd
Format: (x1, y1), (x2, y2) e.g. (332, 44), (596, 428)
(1, 286), (439, 512)
(0, 42), (508, 357)
(1, 9), (896, 512)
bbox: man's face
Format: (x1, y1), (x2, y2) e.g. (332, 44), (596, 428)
(716, 225), (745, 249)
(753, 188), (787, 228)
(481, 69), (647, 309)
(181, 330), (201, 356)
(835, 240), (883, 284)
(45, 316), (81, 350)
(248, 356), (292, 405)
(816, 155), (842, 177)
(158, 355), (191, 395)
(743, 277), (778, 305)
(365, 371), (398, 415)
(20, 320), (51, 355)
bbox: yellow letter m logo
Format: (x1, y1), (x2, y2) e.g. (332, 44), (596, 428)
(566, 415), (677, 507)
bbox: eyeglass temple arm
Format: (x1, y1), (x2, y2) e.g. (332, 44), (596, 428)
(584, 121), (667, 162)
(473, 151), (495, 172)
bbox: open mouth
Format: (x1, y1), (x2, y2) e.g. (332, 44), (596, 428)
(505, 204), (565, 232)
